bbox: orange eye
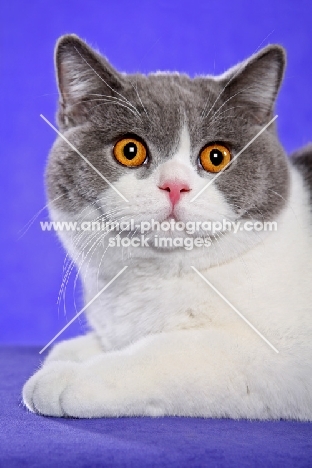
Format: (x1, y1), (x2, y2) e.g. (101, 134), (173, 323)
(200, 144), (231, 173)
(113, 137), (147, 167)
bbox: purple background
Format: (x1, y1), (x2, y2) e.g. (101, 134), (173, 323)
(1, 0), (311, 345)
(1, 346), (312, 467)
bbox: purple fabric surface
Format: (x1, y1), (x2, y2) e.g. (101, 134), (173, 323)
(1, 346), (311, 467)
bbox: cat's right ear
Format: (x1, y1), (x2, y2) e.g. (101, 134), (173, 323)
(55, 34), (124, 128)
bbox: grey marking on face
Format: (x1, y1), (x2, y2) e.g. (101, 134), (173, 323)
(47, 34), (290, 221)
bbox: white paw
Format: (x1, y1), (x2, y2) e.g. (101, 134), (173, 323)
(22, 361), (80, 417)
(22, 359), (122, 418)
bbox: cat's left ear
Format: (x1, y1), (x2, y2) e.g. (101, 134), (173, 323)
(220, 45), (286, 123)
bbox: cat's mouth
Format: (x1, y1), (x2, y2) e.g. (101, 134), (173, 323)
(119, 218), (229, 241)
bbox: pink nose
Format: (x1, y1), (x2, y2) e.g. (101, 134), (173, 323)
(159, 180), (191, 206)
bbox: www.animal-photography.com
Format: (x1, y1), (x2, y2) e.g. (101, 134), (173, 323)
(1, 1), (312, 466)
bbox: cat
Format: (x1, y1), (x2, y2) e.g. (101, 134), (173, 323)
(23, 34), (312, 419)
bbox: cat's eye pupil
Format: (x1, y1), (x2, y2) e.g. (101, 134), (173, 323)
(210, 149), (224, 166)
(123, 142), (137, 160)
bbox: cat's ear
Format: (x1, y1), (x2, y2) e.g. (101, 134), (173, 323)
(220, 45), (286, 123)
(55, 34), (124, 127)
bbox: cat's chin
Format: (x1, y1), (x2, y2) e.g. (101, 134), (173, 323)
(104, 225), (270, 272)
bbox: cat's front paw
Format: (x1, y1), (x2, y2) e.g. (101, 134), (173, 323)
(22, 361), (80, 416)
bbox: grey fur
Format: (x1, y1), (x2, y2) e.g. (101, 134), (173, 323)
(46, 35), (290, 221)
(291, 144), (312, 202)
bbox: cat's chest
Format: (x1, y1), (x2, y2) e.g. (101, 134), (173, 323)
(87, 273), (231, 350)
(84, 258), (273, 350)
(84, 218), (312, 352)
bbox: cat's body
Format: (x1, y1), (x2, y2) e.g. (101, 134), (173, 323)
(23, 35), (312, 419)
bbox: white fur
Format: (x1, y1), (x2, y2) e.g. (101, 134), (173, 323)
(23, 126), (312, 419)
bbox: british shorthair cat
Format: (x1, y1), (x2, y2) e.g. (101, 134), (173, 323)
(23, 35), (312, 419)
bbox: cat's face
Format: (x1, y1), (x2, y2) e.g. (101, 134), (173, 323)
(46, 35), (290, 266)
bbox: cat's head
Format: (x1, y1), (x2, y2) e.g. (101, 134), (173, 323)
(46, 35), (290, 267)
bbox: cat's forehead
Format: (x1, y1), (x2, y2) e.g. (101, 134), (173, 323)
(98, 72), (224, 155)
(124, 72), (220, 109)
